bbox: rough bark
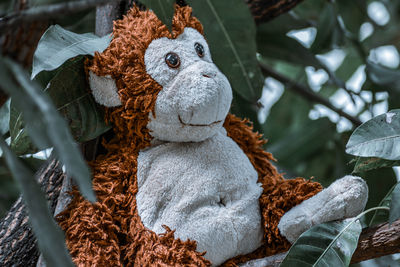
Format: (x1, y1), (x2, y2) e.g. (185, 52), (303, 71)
(0, 160), (64, 267)
(351, 218), (400, 264)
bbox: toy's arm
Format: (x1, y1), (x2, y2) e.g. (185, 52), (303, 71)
(278, 175), (368, 242)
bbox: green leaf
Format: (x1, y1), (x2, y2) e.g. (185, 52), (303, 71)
(390, 182), (400, 223)
(187, 0), (264, 103)
(366, 60), (400, 91)
(144, 0), (175, 31)
(0, 99), (10, 135)
(353, 157), (400, 173)
(310, 4), (336, 53)
(9, 101), (38, 155)
(0, 57), (95, 202)
(0, 137), (74, 267)
(366, 60), (400, 88)
(336, 0), (367, 34)
(369, 184), (396, 226)
(31, 24), (111, 79)
(257, 28), (323, 68)
(346, 109), (400, 160)
(45, 57), (110, 142)
(10, 57), (110, 155)
(280, 219), (362, 267)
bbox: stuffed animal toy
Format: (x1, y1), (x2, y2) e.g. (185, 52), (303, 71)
(57, 5), (368, 266)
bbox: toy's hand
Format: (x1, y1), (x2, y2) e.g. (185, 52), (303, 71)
(277, 175), (368, 243)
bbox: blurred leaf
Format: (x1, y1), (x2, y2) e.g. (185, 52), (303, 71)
(353, 157), (400, 173)
(281, 219), (362, 267)
(293, 0), (327, 20)
(336, 0), (367, 34)
(310, 4), (336, 53)
(366, 60), (400, 90)
(0, 163), (19, 218)
(58, 9), (95, 34)
(390, 182), (400, 223)
(187, 0), (264, 104)
(257, 26), (323, 68)
(144, 0), (175, 31)
(335, 48), (363, 82)
(0, 57), (95, 202)
(346, 109), (400, 160)
(0, 99), (10, 135)
(0, 137), (74, 267)
(369, 184), (396, 226)
(256, 13), (311, 34)
(361, 168), (397, 223)
(9, 102), (38, 155)
(31, 24), (111, 79)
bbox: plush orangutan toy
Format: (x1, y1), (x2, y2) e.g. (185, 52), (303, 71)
(57, 5), (368, 267)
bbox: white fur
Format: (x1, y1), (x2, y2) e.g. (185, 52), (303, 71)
(278, 175), (368, 243)
(144, 27), (232, 142)
(136, 129), (264, 266)
(88, 71), (121, 107)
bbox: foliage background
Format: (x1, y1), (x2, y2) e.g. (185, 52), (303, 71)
(0, 0), (399, 266)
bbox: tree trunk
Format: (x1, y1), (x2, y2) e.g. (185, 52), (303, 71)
(0, 160), (64, 267)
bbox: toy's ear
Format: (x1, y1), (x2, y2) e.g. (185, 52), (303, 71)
(88, 71), (122, 107)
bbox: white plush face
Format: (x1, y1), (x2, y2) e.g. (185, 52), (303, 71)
(144, 27), (233, 142)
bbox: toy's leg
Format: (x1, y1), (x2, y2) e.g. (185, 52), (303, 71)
(278, 175), (368, 243)
(57, 194), (123, 267)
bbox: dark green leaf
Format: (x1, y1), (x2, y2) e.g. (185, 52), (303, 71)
(336, 0), (367, 34)
(310, 4), (336, 53)
(369, 184), (396, 226)
(366, 60), (400, 92)
(257, 29), (322, 68)
(9, 102), (38, 155)
(0, 99), (10, 135)
(10, 57), (110, 154)
(31, 24), (111, 79)
(144, 0), (175, 31)
(346, 109), (400, 160)
(281, 219), (362, 267)
(187, 0), (264, 103)
(353, 157), (400, 173)
(334, 48), (363, 82)
(45, 57), (110, 142)
(0, 57), (95, 202)
(390, 182), (400, 223)
(0, 137), (74, 267)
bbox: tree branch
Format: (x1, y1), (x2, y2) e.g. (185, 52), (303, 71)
(240, 218), (400, 266)
(259, 62), (363, 126)
(0, 0), (116, 32)
(245, 0), (305, 24)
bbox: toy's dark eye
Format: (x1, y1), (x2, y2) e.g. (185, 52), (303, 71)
(194, 42), (204, 58)
(165, 52), (180, 68)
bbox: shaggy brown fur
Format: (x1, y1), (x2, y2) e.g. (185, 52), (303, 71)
(57, 5), (322, 266)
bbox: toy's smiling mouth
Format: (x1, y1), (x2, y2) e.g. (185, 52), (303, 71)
(178, 115), (222, 127)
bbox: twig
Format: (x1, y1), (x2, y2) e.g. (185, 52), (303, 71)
(241, 218), (400, 266)
(0, 0), (116, 32)
(259, 62), (362, 126)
